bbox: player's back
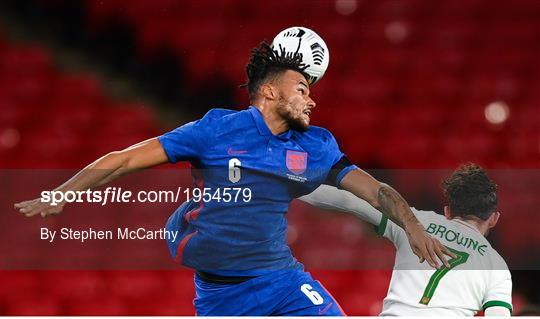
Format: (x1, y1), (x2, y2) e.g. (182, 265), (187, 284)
(378, 209), (512, 316)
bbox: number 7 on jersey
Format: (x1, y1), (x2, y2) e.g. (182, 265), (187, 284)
(419, 246), (469, 305)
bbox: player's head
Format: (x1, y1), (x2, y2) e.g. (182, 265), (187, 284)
(244, 41), (316, 131)
(442, 163), (499, 231)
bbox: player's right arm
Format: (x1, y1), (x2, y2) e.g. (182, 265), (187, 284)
(299, 184), (383, 226)
(308, 129), (454, 268)
(15, 108), (216, 218)
(303, 168), (455, 268)
(300, 185), (404, 244)
(14, 137), (168, 217)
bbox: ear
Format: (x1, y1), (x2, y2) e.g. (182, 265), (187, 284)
(260, 83), (278, 101)
(443, 206), (452, 220)
(487, 211), (500, 229)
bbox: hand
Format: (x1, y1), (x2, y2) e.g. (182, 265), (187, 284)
(405, 222), (456, 269)
(14, 198), (65, 218)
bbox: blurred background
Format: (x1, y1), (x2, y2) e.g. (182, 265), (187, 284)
(0, 0), (539, 315)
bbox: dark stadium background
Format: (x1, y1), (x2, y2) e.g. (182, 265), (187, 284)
(1, 0), (539, 315)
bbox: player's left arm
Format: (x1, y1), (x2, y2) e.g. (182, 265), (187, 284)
(482, 269), (513, 317)
(339, 168), (455, 268)
(484, 307), (511, 317)
(317, 130), (454, 267)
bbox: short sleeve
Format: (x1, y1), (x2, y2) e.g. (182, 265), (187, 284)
(482, 270), (513, 314)
(158, 120), (203, 163)
(374, 215), (401, 244)
(323, 130), (358, 187)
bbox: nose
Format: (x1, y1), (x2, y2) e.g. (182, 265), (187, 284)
(307, 96), (316, 109)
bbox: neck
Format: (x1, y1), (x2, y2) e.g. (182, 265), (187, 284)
(253, 103), (289, 135)
(453, 216), (488, 236)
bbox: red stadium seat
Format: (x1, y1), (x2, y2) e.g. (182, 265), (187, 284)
(84, 0), (128, 31)
(65, 298), (128, 315)
(0, 46), (52, 75)
(4, 298), (62, 316)
(0, 272), (41, 300)
(44, 271), (105, 300)
(53, 74), (105, 101)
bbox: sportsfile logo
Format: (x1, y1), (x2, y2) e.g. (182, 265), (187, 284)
(40, 186), (252, 206)
(40, 187), (175, 206)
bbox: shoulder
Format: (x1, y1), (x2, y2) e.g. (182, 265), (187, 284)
(411, 208), (444, 225)
(490, 249), (510, 271)
(386, 208), (442, 235)
(193, 108), (246, 133)
(200, 108), (239, 122)
(293, 126), (344, 165)
(295, 125), (338, 145)
(307, 125), (335, 140)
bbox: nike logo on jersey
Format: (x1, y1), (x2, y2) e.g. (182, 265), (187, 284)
(227, 147), (248, 155)
(318, 302), (333, 315)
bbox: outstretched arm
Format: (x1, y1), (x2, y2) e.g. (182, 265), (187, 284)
(303, 169), (455, 268)
(14, 137), (168, 217)
(340, 169), (456, 268)
(338, 169), (416, 229)
(298, 184), (382, 226)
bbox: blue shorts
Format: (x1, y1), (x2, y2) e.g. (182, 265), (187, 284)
(193, 269), (346, 316)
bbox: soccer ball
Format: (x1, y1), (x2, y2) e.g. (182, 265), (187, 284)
(272, 26), (330, 85)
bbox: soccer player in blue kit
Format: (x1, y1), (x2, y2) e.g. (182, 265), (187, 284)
(15, 42), (454, 315)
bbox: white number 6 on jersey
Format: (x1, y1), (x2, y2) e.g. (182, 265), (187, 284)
(228, 158), (241, 183)
(300, 284), (324, 305)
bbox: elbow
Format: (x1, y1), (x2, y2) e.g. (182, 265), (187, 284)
(339, 169), (385, 209)
(103, 151), (131, 171)
(369, 182), (387, 210)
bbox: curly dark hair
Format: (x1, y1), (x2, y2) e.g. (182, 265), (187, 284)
(242, 41), (310, 101)
(442, 163), (498, 220)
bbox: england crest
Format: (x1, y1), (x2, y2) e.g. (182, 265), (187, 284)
(286, 150), (308, 175)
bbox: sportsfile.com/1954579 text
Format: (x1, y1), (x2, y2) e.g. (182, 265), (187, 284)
(40, 187), (252, 206)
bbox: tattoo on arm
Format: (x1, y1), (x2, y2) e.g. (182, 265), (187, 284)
(375, 184), (418, 229)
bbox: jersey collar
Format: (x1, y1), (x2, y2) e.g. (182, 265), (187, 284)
(453, 218), (483, 236)
(248, 106), (293, 140)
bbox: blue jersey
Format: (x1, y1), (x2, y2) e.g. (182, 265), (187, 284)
(159, 106), (356, 276)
